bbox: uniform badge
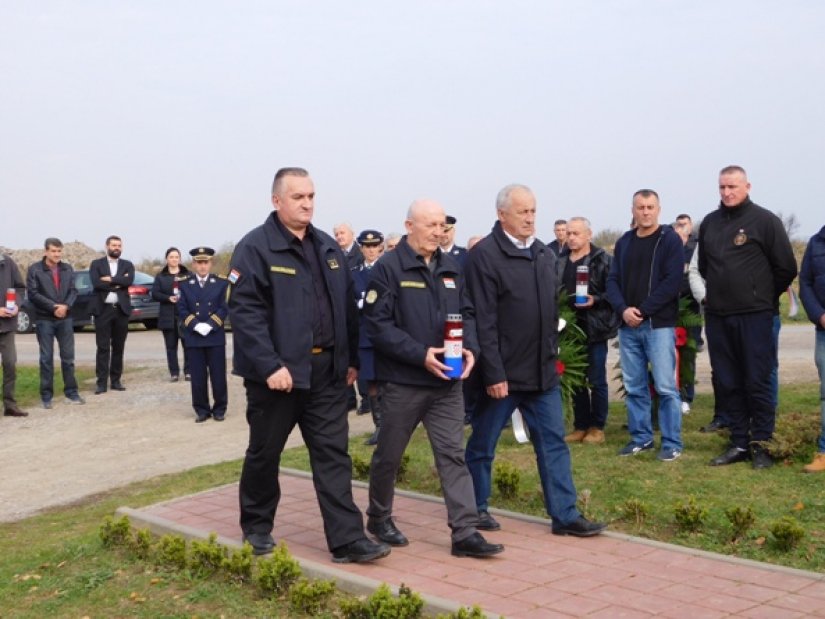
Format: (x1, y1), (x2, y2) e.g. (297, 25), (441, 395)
(228, 269), (240, 284)
(443, 277), (456, 289)
(327, 258), (339, 270)
(209, 277), (216, 284)
(365, 289), (378, 304)
(733, 229), (747, 246)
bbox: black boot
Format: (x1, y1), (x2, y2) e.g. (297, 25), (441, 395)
(365, 394), (381, 446)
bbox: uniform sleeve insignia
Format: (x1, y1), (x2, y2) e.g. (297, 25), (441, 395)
(443, 277), (456, 289)
(228, 269), (240, 284)
(733, 229), (747, 246)
(365, 289), (378, 304)
(327, 258), (339, 270)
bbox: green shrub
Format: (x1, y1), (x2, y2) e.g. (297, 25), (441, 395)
(619, 498), (650, 527)
(129, 528), (153, 559)
(494, 460), (520, 499)
(99, 515), (132, 548)
(340, 583), (424, 619)
(155, 534), (187, 569)
(770, 516), (805, 551)
(255, 542), (302, 596)
(764, 412), (820, 459)
(222, 542), (254, 583)
(725, 505), (756, 542)
(352, 454), (371, 481)
(188, 533), (227, 577)
(288, 577), (336, 614)
(397, 453), (411, 483)
(673, 496), (707, 533)
(437, 606), (486, 618)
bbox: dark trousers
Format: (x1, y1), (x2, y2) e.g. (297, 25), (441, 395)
(368, 381), (478, 542)
(95, 304), (129, 387)
(572, 341), (609, 430)
(162, 328), (189, 377)
(188, 345), (227, 418)
(0, 331), (17, 410)
(35, 318), (79, 402)
(706, 311), (776, 449)
(238, 351), (364, 551)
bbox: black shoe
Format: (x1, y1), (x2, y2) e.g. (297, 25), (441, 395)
(367, 518), (409, 546)
(709, 446), (750, 466)
(552, 516), (607, 537)
(95, 385), (107, 395)
(111, 382), (126, 391)
(195, 414), (210, 423)
(243, 532), (275, 555)
(364, 430), (379, 446)
(4, 407), (29, 417)
(451, 532), (504, 558)
(699, 419), (728, 433)
(356, 404), (371, 416)
(184, 374), (191, 382)
(477, 510), (501, 531)
(170, 375), (180, 383)
(751, 445), (774, 469)
(212, 414), (225, 422)
(332, 538), (391, 563)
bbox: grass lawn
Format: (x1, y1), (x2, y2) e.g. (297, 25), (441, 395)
(12, 365), (96, 409)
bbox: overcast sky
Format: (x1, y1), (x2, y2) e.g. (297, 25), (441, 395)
(2, 1), (823, 261)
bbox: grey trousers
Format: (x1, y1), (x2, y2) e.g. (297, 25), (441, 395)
(367, 380), (479, 542)
(0, 331), (17, 410)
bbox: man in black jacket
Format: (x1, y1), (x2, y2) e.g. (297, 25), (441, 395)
(89, 235), (134, 394)
(229, 167), (389, 564)
(558, 217), (619, 445)
(364, 199), (503, 558)
(699, 165), (797, 469)
(465, 185), (605, 537)
(26, 238), (85, 408)
(0, 252), (26, 417)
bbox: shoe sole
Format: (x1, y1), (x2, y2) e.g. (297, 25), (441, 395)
(366, 526), (410, 547)
(619, 446), (654, 457)
(332, 545), (391, 563)
(476, 523), (501, 531)
(551, 525), (607, 537)
(451, 546), (504, 558)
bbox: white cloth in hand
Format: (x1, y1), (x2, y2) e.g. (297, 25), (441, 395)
(194, 322), (213, 336)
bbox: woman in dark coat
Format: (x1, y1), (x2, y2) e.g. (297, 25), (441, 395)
(151, 247), (191, 381)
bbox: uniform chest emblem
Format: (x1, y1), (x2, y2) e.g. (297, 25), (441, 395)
(327, 259), (339, 270)
(443, 278), (456, 289)
(733, 229), (747, 246)
(365, 289), (378, 304)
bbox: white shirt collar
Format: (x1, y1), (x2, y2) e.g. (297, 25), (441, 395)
(502, 229), (536, 249)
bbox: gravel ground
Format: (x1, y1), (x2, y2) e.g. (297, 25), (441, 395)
(0, 326), (817, 523)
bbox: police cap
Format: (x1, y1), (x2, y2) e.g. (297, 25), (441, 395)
(357, 230), (384, 246)
(189, 246), (215, 261)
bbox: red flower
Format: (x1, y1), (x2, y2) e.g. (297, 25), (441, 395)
(556, 360), (566, 376)
(675, 327), (688, 348)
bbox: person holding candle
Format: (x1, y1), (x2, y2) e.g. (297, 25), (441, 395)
(151, 247), (191, 382)
(557, 217), (620, 445)
(0, 251), (27, 417)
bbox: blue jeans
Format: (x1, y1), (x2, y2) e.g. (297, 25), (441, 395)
(618, 323), (682, 451)
(465, 386), (580, 525)
(816, 330), (825, 453)
(35, 318), (79, 402)
(572, 341), (609, 430)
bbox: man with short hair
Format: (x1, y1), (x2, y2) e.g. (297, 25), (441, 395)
(229, 167), (389, 564)
(364, 199), (504, 558)
(0, 251), (26, 417)
(179, 247), (229, 423)
(548, 219), (568, 256)
(606, 189), (684, 461)
(89, 235), (134, 394)
(465, 185), (606, 537)
(440, 215), (468, 269)
(334, 222), (364, 269)
(384, 233), (401, 252)
(558, 217), (619, 445)
(699, 166), (797, 469)
(26, 238), (85, 409)
(674, 213), (700, 414)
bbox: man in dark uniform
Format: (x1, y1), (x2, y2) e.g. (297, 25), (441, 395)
(353, 229), (384, 445)
(364, 198), (503, 558)
(89, 235), (134, 394)
(178, 247), (229, 423)
(0, 251), (26, 417)
(228, 167), (389, 564)
(439, 215), (468, 270)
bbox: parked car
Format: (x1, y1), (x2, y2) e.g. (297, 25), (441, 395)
(17, 270), (160, 333)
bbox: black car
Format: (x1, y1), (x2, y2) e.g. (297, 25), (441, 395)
(17, 270), (160, 333)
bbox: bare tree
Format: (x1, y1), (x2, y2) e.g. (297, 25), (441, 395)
(776, 211), (800, 240)
(592, 228), (624, 252)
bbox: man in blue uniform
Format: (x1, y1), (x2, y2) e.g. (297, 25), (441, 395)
(228, 167), (389, 564)
(178, 247), (229, 423)
(439, 215), (468, 270)
(353, 229), (384, 445)
(364, 199), (504, 558)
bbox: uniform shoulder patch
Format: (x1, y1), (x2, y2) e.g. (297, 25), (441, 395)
(228, 269), (240, 284)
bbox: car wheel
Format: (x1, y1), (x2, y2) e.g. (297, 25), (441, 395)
(142, 319), (158, 330)
(16, 308), (34, 334)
